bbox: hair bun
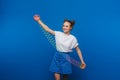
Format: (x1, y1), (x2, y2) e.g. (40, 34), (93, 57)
(71, 20), (75, 26)
(64, 19), (75, 27)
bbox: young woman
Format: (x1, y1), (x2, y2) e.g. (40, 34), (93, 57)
(33, 14), (86, 80)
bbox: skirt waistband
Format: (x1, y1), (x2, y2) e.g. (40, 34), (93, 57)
(56, 51), (72, 54)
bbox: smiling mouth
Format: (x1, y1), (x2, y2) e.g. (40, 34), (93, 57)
(63, 29), (67, 30)
(63, 30), (67, 31)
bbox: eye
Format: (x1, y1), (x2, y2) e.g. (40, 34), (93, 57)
(66, 26), (68, 27)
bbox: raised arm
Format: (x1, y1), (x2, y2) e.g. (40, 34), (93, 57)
(33, 15), (55, 35)
(75, 46), (86, 69)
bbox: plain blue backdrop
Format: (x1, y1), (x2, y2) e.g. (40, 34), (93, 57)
(0, 0), (120, 80)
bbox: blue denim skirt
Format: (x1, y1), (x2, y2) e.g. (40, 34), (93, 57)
(49, 51), (72, 74)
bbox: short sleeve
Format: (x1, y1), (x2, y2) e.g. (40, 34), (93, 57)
(72, 37), (79, 48)
(55, 31), (61, 36)
(55, 31), (62, 38)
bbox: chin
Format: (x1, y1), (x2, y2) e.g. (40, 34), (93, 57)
(63, 30), (69, 33)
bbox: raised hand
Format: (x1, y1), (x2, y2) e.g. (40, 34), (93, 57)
(33, 14), (40, 21)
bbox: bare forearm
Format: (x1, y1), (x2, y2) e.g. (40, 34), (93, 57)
(37, 20), (50, 32)
(76, 47), (84, 63)
(37, 20), (55, 35)
(77, 50), (84, 63)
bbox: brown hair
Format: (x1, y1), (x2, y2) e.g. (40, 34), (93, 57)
(64, 19), (75, 28)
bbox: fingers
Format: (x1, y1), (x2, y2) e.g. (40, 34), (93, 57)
(34, 14), (40, 17)
(33, 14), (40, 21)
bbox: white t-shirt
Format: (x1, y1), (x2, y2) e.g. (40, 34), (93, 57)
(55, 31), (79, 52)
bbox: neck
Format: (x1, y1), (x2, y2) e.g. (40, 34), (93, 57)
(64, 32), (70, 35)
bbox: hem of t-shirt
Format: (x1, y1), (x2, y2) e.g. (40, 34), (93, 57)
(74, 43), (79, 48)
(56, 50), (73, 53)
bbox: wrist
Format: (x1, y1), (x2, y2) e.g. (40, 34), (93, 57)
(81, 60), (84, 63)
(37, 19), (41, 22)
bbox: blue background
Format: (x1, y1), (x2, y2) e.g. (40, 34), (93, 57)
(0, 0), (120, 80)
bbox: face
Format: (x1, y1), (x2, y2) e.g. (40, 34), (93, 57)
(62, 21), (72, 33)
